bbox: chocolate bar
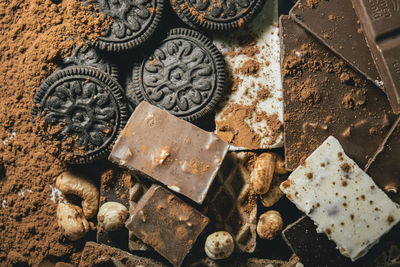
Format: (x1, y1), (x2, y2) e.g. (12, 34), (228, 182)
(214, 0), (283, 150)
(187, 255), (300, 267)
(282, 216), (353, 266)
(79, 242), (167, 267)
(109, 101), (229, 204)
(126, 185), (209, 267)
(280, 136), (400, 261)
(280, 16), (397, 171)
(283, 216), (400, 267)
(97, 168), (149, 251)
(352, 0), (400, 113)
(367, 116), (400, 203)
(97, 168), (130, 251)
(289, 0), (382, 88)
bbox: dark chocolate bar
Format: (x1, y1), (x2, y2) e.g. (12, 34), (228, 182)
(282, 216), (400, 267)
(290, 0), (382, 89)
(367, 115), (400, 203)
(352, 0), (400, 114)
(282, 216), (353, 266)
(280, 15), (397, 171)
(96, 168), (133, 251)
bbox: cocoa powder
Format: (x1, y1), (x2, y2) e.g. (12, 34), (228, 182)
(0, 0), (108, 265)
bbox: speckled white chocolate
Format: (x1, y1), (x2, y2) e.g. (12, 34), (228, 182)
(280, 136), (400, 261)
(213, 0), (283, 150)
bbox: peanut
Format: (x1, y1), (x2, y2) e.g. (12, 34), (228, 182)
(251, 153), (275, 195)
(260, 175), (284, 207)
(274, 154), (287, 174)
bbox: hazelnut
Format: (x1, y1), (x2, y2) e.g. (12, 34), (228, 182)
(204, 231), (234, 260)
(251, 153), (275, 195)
(98, 202), (129, 231)
(256, 210), (283, 240)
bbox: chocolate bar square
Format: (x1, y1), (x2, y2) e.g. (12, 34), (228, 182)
(109, 101), (229, 204)
(126, 185), (209, 267)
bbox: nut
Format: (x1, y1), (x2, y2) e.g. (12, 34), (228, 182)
(251, 153), (275, 195)
(56, 171), (99, 219)
(257, 210), (283, 240)
(57, 203), (90, 241)
(274, 154), (287, 174)
(204, 231), (234, 260)
(98, 202), (129, 231)
(260, 175), (284, 207)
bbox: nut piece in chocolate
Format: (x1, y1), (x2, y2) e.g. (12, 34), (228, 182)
(109, 101), (229, 204)
(125, 185), (209, 267)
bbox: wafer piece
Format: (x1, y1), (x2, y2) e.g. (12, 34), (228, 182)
(202, 152), (258, 253)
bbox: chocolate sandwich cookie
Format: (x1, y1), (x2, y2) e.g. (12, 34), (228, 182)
(170, 0), (265, 31)
(131, 28), (225, 121)
(60, 45), (118, 78)
(91, 0), (164, 52)
(32, 66), (128, 164)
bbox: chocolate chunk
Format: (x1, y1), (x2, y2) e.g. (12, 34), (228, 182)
(109, 101), (229, 204)
(367, 116), (400, 203)
(187, 255), (300, 267)
(289, 0), (382, 88)
(170, 0), (265, 31)
(79, 241), (167, 267)
(280, 16), (396, 171)
(282, 216), (355, 266)
(131, 28), (225, 122)
(282, 216), (400, 267)
(90, 0), (164, 52)
(126, 185), (209, 267)
(352, 0), (400, 114)
(97, 168), (143, 251)
(202, 152), (257, 253)
(33, 67), (129, 164)
(59, 45), (118, 78)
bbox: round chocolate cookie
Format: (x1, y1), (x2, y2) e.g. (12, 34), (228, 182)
(91, 0), (164, 52)
(33, 67), (128, 164)
(170, 0), (265, 31)
(131, 28), (225, 121)
(60, 45), (118, 78)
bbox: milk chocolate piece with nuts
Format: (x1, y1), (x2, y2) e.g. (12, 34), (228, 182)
(280, 16), (396, 171)
(109, 101), (229, 204)
(125, 185), (209, 267)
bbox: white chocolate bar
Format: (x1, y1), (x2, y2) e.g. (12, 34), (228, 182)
(280, 136), (400, 261)
(213, 0), (283, 150)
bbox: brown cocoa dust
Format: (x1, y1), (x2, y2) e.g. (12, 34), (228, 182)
(0, 1), (109, 265)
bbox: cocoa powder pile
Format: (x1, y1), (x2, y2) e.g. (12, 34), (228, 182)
(0, 1), (108, 265)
